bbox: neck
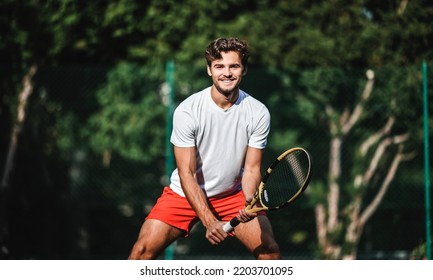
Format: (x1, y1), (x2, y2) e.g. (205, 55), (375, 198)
(210, 86), (239, 110)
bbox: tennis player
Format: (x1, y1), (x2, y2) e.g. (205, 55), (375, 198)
(128, 37), (280, 260)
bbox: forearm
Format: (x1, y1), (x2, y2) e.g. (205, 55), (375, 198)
(241, 169), (261, 203)
(180, 174), (217, 227)
(242, 147), (264, 203)
(174, 146), (218, 227)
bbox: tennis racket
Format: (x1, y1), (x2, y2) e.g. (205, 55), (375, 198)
(223, 147), (312, 233)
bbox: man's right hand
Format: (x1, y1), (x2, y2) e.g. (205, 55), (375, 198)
(205, 220), (228, 245)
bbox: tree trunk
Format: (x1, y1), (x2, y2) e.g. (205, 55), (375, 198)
(1, 65), (37, 189)
(0, 65), (37, 258)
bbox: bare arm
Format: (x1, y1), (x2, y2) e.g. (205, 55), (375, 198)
(174, 146), (228, 244)
(242, 147), (263, 201)
(237, 147), (263, 222)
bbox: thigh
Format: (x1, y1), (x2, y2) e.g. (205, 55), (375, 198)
(129, 219), (185, 260)
(234, 216), (281, 259)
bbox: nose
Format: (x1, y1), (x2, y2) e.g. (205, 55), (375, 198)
(223, 67), (232, 76)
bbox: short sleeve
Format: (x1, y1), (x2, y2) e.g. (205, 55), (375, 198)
(170, 105), (196, 148)
(248, 105), (271, 149)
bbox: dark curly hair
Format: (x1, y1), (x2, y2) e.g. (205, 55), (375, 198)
(204, 37), (249, 68)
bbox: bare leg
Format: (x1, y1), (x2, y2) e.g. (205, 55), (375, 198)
(128, 219), (185, 260)
(234, 216), (281, 260)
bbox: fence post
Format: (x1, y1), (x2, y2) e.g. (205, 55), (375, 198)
(164, 59), (175, 260)
(422, 60), (431, 260)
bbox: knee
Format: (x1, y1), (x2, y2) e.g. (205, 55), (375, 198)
(254, 241), (281, 260)
(128, 243), (145, 260)
(128, 242), (159, 260)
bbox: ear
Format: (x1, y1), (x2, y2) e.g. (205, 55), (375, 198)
(207, 65), (212, 76)
(242, 66), (248, 76)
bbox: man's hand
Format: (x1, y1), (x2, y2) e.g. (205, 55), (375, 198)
(205, 220), (228, 245)
(236, 208), (258, 223)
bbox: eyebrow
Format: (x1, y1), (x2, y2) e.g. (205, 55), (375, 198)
(213, 62), (241, 67)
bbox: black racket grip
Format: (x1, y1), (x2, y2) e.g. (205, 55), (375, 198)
(223, 217), (241, 233)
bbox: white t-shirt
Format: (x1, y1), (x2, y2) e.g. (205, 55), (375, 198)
(169, 87), (270, 198)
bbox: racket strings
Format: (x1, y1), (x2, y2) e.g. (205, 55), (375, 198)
(260, 150), (310, 208)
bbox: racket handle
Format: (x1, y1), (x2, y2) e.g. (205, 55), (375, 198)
(223, 217), (241, 233)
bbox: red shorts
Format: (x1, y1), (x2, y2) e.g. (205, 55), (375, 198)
(146, 186), (265, 236)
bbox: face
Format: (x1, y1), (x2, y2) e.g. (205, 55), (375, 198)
(207, 51), (247, 97)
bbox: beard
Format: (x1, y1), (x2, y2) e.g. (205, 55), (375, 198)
(213, 79), (240, 97)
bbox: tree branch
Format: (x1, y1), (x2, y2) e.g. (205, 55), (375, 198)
(360, 115), (395, 156)
(1, 65), (37, 190)
(397, 0), (409, 15)
(363, 133), (410, 191)
(328, 137), (342, 230)
(315, 203), (327, 247)
(341, 70), (374, 135)
(359, 140), (414, 228)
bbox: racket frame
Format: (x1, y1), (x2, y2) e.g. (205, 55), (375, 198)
(223, 147), (312, 232)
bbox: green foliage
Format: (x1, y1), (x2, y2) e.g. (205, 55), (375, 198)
(85, 63), (166, 162)
(1, 0), (432, 259)
(2, 0), (433, 68)
(410, 242), (431, 260)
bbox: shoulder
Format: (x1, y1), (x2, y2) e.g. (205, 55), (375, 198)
(239, 90), (270, 116)
(177, 87), (210, 109)
(173, 87), (211, 125)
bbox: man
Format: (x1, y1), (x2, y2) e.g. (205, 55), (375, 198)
(129, 37), (280, 260)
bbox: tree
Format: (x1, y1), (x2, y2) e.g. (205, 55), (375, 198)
(84, 63), (166, 167)
(311, 68), (418, 259)
(237, 0), (431, 259)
